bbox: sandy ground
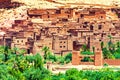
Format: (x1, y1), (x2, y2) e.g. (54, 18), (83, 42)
(46, 63), (120, 74)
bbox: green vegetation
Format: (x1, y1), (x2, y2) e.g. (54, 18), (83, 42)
(42, 46), (72, 64)
(0, 46), (50, 80)
(81, 56), (94, 62)
(101, 35), (120, 59)
(81, 44), (94, 55)
(51, 68), (120, 80)
(80, 35), (120, 59)
(1, 46), (120, 80)
(57, 52), (72, 64)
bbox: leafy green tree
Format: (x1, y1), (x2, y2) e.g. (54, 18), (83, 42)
(102, 47), (115, 59)
(64, 53), (72, 63)
(65, 68), (81, 80)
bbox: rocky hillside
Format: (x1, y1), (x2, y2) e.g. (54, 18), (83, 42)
(55, 0), (120, 6)
(0, 0), (64, 28)
(0, 0), (120, 28)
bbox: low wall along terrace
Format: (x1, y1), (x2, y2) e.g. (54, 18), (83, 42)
(72, 51), (120, 66)
(103, 59), (120, 65)
(80, 62), (94, 65)
(72, 51), (103, 66)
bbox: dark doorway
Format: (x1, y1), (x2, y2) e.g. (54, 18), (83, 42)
(27, 49), (30, 54)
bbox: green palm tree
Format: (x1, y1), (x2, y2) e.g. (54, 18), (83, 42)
(101, 41), (104, 49)
(42, 46), (50, 60)
(3, 46), (9, 62)
(116, 41), (120, 48)
(82, 44), (88, 52)
(92, 46), (95, 53)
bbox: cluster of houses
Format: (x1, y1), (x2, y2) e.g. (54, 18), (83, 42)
(1, 6), (120, 56)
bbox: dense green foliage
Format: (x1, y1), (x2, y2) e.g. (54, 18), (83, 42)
(81, 56), (94, 62)
(0, 46), (50, 80)
(57, 53), (72, 64)
(51, 68), (120, 80)
(81, 44), (94, 55)
(42, 46), (72, 64)
(101, 35), (120, 59)
(1, 46), (120, 80)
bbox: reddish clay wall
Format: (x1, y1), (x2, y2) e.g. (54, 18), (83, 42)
(72, 51), (80, 65)
(72, 51), (103, 66)
(94, 51), (103, 66)
(72, 51), (120, 66)
(103, 59), (120, 65)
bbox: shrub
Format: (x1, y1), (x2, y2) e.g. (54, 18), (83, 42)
(114, 53), (120, 59)
(81, 56), (94, 62)
(59, 57), (65, 65)
(65, 68), (81, 80)
(81, 51), (94, 55)
(64, 53), (72, 64)
(64, 53), (72, 61)
(103, 63), (109, 67)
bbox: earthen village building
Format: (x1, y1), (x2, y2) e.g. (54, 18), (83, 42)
(1, 5), (120, 65)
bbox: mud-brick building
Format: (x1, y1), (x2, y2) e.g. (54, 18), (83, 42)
(52, 35), (73, 55)
(27, 7), (73, 20)
(0, 0), (11, 8)
(33, 37), (53, 55)
(84, 8), (106, 20)
(11, 36), (34, 54)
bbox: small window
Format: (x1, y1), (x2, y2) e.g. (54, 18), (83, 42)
(17, 40), (19, 43)
(80, 14), (84, 18)
(101, 16), (103, 18)
(90, 25), (93, 30)
(83, 25), (87, 28)
(68, 15), (70, 18)
(21, 40), (23, 43)
(49, 43), (51, 45)
(98, 25), (102, 30)
(60, 41), (62, 43)
(75, 12), (78, 15)
(63, 46), (65, 48)
(60, 46), (62, 48)
(48, 15), (50, 18)
(64, 41), (66, 43)
(56, 10), (61, 14)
